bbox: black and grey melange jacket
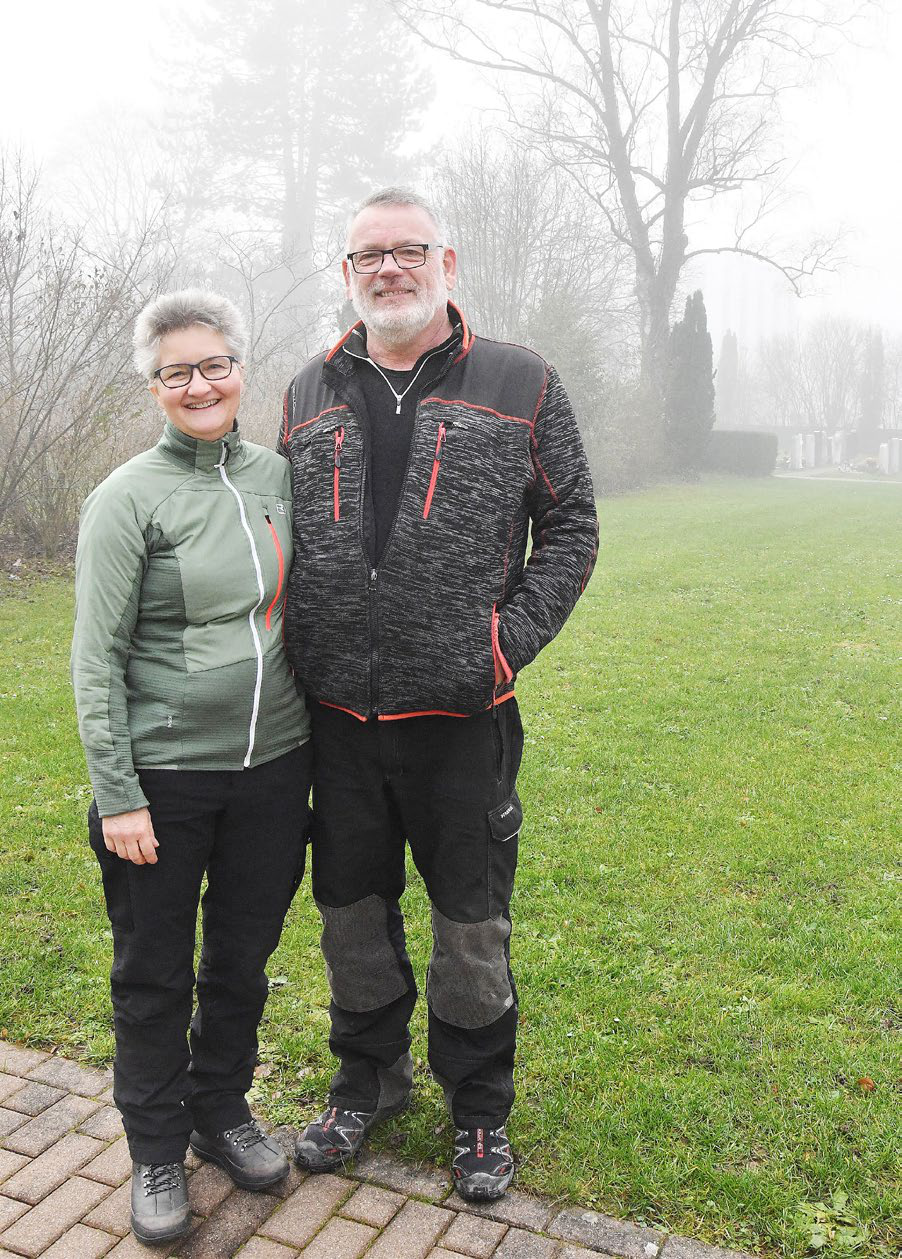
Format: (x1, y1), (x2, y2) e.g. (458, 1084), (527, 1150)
(279, 304), (598, 720)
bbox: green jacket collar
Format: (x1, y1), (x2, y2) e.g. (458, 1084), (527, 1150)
(157, 420), (245, 472)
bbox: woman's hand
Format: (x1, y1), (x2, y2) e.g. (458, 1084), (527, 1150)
(101, 807), (159, 865)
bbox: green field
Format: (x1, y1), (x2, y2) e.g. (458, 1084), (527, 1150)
(1, 477), (899, 1257)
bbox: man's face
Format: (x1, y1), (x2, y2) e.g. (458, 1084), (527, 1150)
(343, 203), (457, 345)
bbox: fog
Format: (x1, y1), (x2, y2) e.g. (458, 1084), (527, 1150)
(1, 0), (899, 553)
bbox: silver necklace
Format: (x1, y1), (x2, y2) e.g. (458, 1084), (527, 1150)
(346, 345), (446, 415)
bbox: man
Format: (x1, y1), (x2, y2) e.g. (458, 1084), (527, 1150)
(280, 188), (597, 1201)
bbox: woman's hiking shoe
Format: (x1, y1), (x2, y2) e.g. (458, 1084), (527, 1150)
(190, 1119), (289, 1190)
(295, 1099), (407, 1171)
(130, 1161), (190, 1245)
(451, 1126), (515, 1202)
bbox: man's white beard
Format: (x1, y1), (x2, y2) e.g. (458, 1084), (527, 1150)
(351, 276), (446, 346)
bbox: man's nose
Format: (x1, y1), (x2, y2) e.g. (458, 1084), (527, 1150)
(377, 250), (403, 276)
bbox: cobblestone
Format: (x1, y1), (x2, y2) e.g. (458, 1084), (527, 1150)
(82, 1179), (132, 1237)
(451, 1190), (557, 1233)
(0, 1109), (28, 1140)
(0, 1047), (46, 1077)
(3, 1085), (66, 1118)
(0, 1175), (110, 1257)
(0, 1048), (763, 1259)
(351, 1150), (452, 1203)
(25, 1059), (112, 1099)
(364, 1200), (455, 1259)
(1, 1133), (104, 1203)
(0, 1152), (28, 1185)
(299, 1216), (378, 1259)
(260, 1174), (351, 1249)
(340, 1183), (405, 1228)
(0, 1196), (30, 1231)
(80, 1137), (132, 1188)
(176, 1189), (279, 1259)
(440, 1210), (508, 1257)
(548, 1208), (662, 1259)
(3, 1095), (101, 1157)
(77, 1108), (124, 1142)
(660, 1238), (755, 1259)
(494, 1229), (560, 1258)
(0, 1079), (24, 1107)
(236, 1241), (299, 1259)
(40, 1223), (118, 1258)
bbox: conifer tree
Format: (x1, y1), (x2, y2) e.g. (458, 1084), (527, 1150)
(664, 290), (715, 476)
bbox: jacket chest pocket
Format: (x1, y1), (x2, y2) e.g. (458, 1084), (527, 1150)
(417, 413), (532, 523)
(287, 411), (358, 526)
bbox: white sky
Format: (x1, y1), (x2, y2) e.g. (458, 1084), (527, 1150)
(2, 1), (900, 352)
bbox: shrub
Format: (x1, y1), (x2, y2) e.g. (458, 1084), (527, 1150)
(703, 430), (777, 476)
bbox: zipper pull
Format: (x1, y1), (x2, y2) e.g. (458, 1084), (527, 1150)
(333, 426), (344, 466)
(396, 400), (402, 415)
(370, 568), (377, 584)
(435, 421), (446, 461)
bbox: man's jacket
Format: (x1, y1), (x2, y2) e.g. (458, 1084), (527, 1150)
(72, 422), (310, 816)
(280, 305), (598, 720)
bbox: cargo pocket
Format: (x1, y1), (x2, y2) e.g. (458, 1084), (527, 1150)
(487, 790), (521, 916)
(87, 801), (135, 932)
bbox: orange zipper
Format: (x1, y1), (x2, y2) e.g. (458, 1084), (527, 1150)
(423, 422), (446, 519)
(333, 426), (345, 521)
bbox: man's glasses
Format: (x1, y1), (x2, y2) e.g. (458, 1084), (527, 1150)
(153, 355), (240, 389)
(346, 243), (443, 274)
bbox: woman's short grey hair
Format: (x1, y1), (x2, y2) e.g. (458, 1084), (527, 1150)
(133, 289), (248, 380)
(349, 187), (447, 246)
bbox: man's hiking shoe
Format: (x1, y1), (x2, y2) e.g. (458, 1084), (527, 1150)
(130, 1160), (190, 1245)
(451, 1126), (515, 1202)
(190, 1119), (289, 1190)
(294, 1100), (407, 1171)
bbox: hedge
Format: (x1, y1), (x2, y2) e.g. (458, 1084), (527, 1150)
(704, 430), (778, 476)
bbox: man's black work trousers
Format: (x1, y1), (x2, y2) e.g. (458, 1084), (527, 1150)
(88, 744), (312, 1163)
(310, 700), (524, 1129)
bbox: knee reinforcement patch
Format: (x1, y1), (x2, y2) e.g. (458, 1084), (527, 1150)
(317, 895), (409, 1013)
(427, 905), (515, 1029)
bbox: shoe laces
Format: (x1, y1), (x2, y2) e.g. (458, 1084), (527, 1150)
(223, 1119), (268, 1152)
(143, 1162), (181, 1196)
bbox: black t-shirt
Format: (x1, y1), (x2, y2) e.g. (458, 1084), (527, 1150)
(356, 335), (455, 564)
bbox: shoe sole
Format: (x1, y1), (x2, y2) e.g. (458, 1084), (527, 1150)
(131, 1212), (192, 1246)
(189, 1136), (289, 1191)
(294, 1099), (409, 1172)
(454, 1168), (515, 1203)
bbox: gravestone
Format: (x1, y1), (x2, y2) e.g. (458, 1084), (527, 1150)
(888, 437), (901, 474)
(804, 434), (816, 467)
(791, 434), (805, 470)
(878, 442), (889, 474)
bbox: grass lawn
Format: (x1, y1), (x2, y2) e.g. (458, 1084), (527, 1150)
(1, 476), (899, 1257)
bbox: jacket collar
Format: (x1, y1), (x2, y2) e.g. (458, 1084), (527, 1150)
(157, 420), (245, 473)
(325, 302), (474, 377)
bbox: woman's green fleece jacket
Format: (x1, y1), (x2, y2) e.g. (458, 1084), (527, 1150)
(71, 421), (310, 817)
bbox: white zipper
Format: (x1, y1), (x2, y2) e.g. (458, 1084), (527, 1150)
(216, 443), (265, 767)
(345, 344), (447, 414)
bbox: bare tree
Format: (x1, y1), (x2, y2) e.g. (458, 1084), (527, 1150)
(432, 132), (633, 353)
(392, 0), (866, 404)
(755, 316), (864, 430)
(0, 152), (172, 551)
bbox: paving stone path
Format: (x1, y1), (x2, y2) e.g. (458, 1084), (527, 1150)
(0, 1043), (757, 1259)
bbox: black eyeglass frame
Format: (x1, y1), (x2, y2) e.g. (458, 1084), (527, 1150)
(152, 355), (241, 389)
(346, 243), (444, 274)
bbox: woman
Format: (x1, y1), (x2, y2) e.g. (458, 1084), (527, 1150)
(71, 290), (311, 1246)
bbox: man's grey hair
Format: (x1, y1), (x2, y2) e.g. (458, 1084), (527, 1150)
(133, 288), (248, 380)
(348, 187), (447, 247)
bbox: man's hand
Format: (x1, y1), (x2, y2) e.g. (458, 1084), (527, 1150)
(101, 807), (159, 865)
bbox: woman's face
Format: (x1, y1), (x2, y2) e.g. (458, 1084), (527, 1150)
(150, 326), (244, 443)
